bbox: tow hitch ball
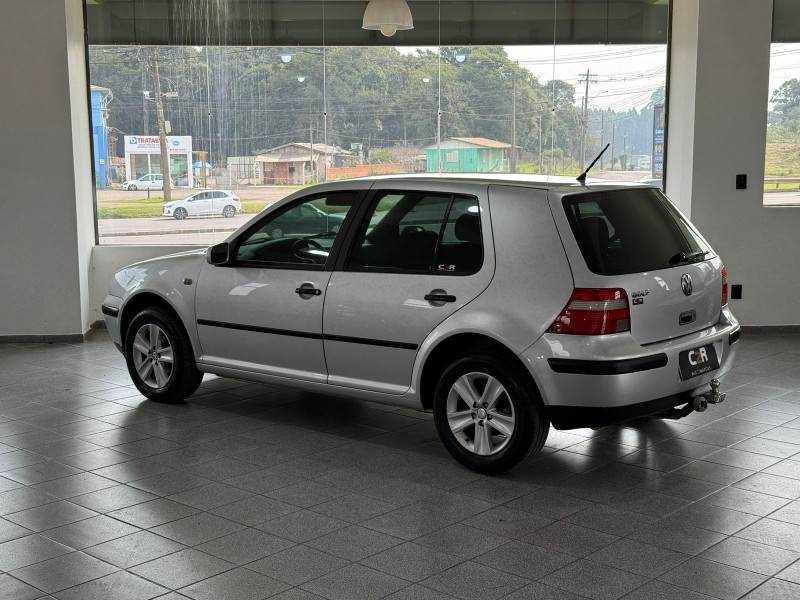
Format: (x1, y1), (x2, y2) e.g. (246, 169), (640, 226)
(692, 379), (725, 412)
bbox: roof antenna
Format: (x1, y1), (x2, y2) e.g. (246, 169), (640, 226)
(576, 143), (610, 185)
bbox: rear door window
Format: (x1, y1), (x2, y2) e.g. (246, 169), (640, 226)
(348, 192), (482, 274)
(563, 188), (711, 275)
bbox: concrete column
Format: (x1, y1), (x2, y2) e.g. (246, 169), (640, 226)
(668, 0), (799, 326)
(0, 0), (95, 340)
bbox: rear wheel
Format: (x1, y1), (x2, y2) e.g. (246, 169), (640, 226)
(174, 207), (188, 220)
(433, 354), (548, 474)
(124, 308), (202, 403)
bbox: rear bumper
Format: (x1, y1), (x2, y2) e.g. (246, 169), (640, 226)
(520, 306), (740, 429)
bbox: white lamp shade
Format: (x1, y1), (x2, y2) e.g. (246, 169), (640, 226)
(362, 0), (414, 37)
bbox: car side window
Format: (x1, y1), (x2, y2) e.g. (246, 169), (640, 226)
(234, 192), (357, 269)
(348, 192), (482, 274)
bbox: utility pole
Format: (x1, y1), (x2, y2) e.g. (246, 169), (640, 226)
(510, 75), (517, 173)
(150, 48), (172, 202)
(600, 111), (605, 171)
(538, 114), (543, 173)
(611, 123), (616, 170)
(623, 133), (629, 170)
(309, 121), (314, 184)
(578, 69), (597, 172)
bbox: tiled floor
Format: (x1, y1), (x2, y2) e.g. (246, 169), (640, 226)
(1, 331), (800, 600)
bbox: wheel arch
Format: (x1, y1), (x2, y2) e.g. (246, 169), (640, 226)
(418, 332), (542, 411)
(120, 292), (191, 352)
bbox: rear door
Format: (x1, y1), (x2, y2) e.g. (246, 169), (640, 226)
(556, 187), (722, 345)
(323, 185), (494, 394)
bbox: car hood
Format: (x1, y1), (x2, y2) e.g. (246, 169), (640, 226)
(163, 201), (180, 208)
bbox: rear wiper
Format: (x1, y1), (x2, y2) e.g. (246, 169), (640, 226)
(669, 250), (708, 265)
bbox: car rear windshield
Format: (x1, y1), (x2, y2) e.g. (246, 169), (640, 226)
(562, 188), (711, 276)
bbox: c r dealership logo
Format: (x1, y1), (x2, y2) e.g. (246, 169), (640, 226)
(687, 347), (709, 366)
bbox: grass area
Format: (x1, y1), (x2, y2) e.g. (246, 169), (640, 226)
(764, 183), (800, 192)
(97, 206), (163, 219)
(765, 143), (800, 177)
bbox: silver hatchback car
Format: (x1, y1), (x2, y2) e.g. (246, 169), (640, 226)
(103, 175), (740, 473)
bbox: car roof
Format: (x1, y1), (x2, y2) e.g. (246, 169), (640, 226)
(338, 173), (653, 193)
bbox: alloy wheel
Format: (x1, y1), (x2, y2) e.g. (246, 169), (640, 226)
(131, 323), (174, 389)
(446, 371), (515, 456)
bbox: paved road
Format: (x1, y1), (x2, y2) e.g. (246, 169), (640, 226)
(98, 213), (260, 238)
(97, 186), (297, 206)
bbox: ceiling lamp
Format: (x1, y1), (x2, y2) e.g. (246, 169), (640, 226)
(362, 0), (414, 38)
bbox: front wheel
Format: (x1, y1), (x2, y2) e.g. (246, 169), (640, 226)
(222, 205), (235, 218)
(129, 184), (137, 191)
(174, 207), (188, 220)
(124, 308), (203, 403)
(433, 354), (549, 474)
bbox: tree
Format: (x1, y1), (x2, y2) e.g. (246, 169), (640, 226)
(770, 79), (800, 126)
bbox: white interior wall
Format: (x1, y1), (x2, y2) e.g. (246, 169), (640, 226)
(669, 0), (797, 327)
(0, 0), (93, 339)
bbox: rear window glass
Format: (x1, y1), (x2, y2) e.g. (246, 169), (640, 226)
(563, 189), (711, 276)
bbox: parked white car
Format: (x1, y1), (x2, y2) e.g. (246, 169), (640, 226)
(163, 190), (242, 219)
(103, 174), (739, 473)
(123, 173), (173, 191)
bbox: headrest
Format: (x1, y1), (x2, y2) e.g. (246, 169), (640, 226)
(454, 213), (480, 244)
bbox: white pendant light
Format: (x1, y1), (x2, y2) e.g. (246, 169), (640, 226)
(362, 0), (414, 38)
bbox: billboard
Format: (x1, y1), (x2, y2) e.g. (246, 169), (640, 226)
(652, 104), (665, 178)
(124, 135), (192, 153)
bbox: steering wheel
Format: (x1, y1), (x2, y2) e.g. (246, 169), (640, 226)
(289, 238), (326, 262)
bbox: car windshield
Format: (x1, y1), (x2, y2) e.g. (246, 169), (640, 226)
(563, 188), (711, 275)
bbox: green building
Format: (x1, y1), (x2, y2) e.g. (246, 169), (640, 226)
(425, 137), (511, 173)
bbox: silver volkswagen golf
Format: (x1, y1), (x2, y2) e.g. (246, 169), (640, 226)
(103, 175), (740, 473)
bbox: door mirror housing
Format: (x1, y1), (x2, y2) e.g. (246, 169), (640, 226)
(207, 242), (230, 266)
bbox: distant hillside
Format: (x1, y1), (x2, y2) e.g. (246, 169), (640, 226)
(765, 143), (800, 177)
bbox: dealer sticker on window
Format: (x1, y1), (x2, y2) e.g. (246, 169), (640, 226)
(678, 344), (720, 380)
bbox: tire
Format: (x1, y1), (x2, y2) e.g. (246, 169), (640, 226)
(222, 205), (235, 218)
(124, 308), (203, 403)
(269, 227), (284, 239)
(174, 207), (188, 220)
(129, 184), (137, 191)
(433, 354), (549, 474)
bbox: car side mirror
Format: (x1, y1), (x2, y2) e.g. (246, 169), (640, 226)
(207, 242), (230, 266)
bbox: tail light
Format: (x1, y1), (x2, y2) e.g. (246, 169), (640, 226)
(548, 288), (631, 335)
(721, 266), (728, 306)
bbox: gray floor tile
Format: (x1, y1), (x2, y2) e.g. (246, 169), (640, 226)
(107, 498), (199, 529)
(10, 551), (119, 594)
(701, 536), (800, 576)
(195, 528), (295, 565)
(0, 516), (33, 543)
(506, 488), (591, 519)
(210, 494), (299, 526)
(736, 518), (800, 552)
(523, 520), (619, 557)
(620, 579), (722, 600)
(52, 570), (168, 600)
(257, 509), (349, 543)
(659, 557), (767, 600)
(69, 484), (158, 513)
(776, 560), (800, 584)
(91, 459), (172, 484)
(588, 538), (690, 578)
(0, 573), (48, 600)
(311, 492), (398, 524)
(666, 502), (760, 535)
(741, 578), (800, 599)
(40, 514), (139, 549)
(383, 585), (457, 600)
(84, 530), (185, 568)
(4, 500), (97, 532)
(248, 544), (349, 586)
(306, 524), (402, 561)
(3, 462), (83, 486)
(178, 567), (289, 600)
(542, 559), (649, 600)
(0, 534), (74, 571)
(129, 548), (234, 589)
(702, 486), (792, 516)
(733, 472), (800, 499)
(467, 505), (553, 539)
(0, 487), (60, 516)
(422, 561), (530, 600)
(629, 520), (726, 555)
(302, 563), (409, 600)
(149, 512), (245, 546)
(33, 473), (118, 499)
(564, 504), (656, 536)
(473, 539), (576, 580)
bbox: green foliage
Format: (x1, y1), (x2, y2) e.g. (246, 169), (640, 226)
(765, 143), (800, 177)
(97, 206), (163, 219)
(770, 79), (800, 126)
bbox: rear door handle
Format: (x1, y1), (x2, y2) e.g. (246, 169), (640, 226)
(424, 293), (456, 303)
(295, 287), (322, 296)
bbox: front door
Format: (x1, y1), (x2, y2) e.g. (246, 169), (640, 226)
(195, 191), (361, 382)
(324, 188), (494, 394)
(190, 192), (214, 216)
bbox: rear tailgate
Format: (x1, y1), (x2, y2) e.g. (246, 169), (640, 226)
(553, 187), (723, 345)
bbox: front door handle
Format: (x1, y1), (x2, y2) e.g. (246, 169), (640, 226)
(295, 287), (322, 296)
(424, 292), (456, 303)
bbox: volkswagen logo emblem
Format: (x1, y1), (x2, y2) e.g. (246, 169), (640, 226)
(681, 273), (693, 296)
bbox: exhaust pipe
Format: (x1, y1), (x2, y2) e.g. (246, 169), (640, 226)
(691, 379), (725, 413)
